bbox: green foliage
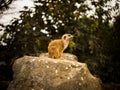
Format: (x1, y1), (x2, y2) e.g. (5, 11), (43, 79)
(88, 40), (94, 54)
(0, 8), (50, 64)
(68, 41), (75, 53)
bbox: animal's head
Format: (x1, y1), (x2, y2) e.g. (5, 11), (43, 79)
(62, 34), (73, 41)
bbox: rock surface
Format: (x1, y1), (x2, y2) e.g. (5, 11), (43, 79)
(8, 53), (102, 90)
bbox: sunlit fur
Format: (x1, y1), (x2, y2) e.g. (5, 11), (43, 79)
(48, 34), (73, 59)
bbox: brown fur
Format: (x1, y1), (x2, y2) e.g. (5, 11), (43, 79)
(48, 34), (73, 59)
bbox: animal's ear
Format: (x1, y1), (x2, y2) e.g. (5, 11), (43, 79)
(64, 36), (66, 39)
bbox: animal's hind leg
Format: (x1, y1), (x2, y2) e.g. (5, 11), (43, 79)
(53, 48), (61, 59)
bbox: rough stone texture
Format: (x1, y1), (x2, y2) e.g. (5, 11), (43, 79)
(8, 53), (102, 90)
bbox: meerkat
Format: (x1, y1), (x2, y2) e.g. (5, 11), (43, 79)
(48, 34), (73, 59)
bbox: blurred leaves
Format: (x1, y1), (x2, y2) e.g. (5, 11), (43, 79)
(0, 0), (13, 10)
(68, 40), (75, 53)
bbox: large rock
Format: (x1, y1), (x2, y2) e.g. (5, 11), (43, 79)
(8, 53), (102, 90)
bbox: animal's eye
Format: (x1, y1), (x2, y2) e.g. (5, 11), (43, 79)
(68, 34), (71, 36)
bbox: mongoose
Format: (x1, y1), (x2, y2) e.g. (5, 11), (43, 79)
(48, 34), (73, 59)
